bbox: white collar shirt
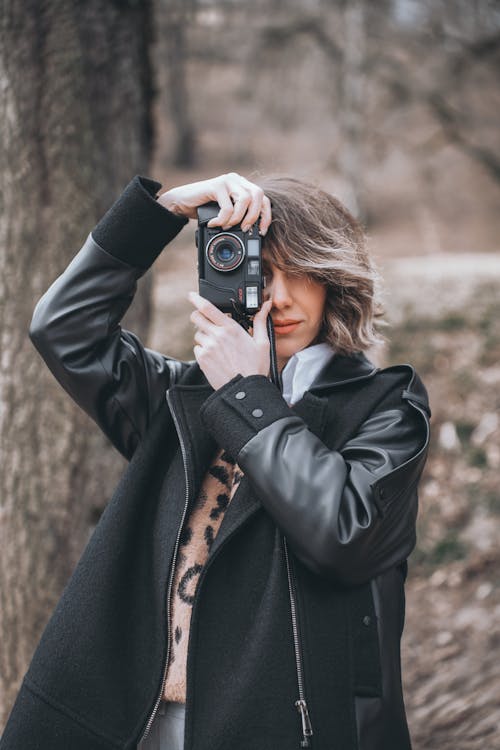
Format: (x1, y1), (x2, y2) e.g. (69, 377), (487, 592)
(280, 342), (335, 406)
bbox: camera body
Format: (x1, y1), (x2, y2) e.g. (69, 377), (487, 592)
(195, 201), (263, 315)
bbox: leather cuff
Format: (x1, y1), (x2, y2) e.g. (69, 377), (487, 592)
(92, 175), (189, 270)
(199, 374), (292, 457)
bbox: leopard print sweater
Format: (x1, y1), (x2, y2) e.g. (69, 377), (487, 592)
(162, 446), (244, 703)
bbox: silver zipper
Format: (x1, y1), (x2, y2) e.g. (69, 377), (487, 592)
(139, 386), (313, 746)
(138, 388), (191, 745)
(283, 536), (314, 748)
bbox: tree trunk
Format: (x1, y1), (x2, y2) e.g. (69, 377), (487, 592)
(338, 0), (366, 219)
(0, 0), (156, 727)
(159, 0), (198, 167)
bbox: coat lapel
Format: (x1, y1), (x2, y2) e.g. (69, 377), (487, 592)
(165, 382), (218, 505)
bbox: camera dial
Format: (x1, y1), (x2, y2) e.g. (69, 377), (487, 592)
(206, 232), (245, 272)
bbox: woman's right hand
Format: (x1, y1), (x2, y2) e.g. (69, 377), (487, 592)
(157, 172), (272, 235)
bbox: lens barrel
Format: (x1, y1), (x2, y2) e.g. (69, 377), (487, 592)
(206, 232), (245, 272)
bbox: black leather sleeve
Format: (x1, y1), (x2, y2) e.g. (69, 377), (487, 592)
(29, 176), (191, 461)
(199, 373), (430, 585)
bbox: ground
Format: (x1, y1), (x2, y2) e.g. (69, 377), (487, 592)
(382, 257), (500, 748)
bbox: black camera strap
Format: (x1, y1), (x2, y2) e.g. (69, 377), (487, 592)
(266, 314), (283, 393)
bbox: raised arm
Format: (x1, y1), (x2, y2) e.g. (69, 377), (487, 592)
(29, 172), (274, 460)
(28, 175), (190, 461)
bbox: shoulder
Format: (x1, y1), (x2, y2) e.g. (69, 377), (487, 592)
(372, 363), (432, 482)
(373, 362), (431, 419)
(373, 365), (433, 509)
(349, 359), (432, 464)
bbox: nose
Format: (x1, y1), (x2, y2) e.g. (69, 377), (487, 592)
(264, 268), (293, 308)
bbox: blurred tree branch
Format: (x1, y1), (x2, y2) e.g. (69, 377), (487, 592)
(425, 93), (500, 183)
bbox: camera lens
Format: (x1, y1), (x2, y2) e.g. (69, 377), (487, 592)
(218, 245), (234, 262)
(206, 232), (245, 272)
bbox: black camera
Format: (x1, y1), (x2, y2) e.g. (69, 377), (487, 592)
(195, 201), (263, 316)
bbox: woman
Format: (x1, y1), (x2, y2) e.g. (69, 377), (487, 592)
(1, 172), (431, 750)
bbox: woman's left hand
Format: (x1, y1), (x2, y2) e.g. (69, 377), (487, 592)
(188, 291), (273, 390)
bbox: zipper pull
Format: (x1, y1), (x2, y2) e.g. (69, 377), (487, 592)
(295, 699), (313, 747)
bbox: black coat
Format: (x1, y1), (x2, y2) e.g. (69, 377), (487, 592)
(1, 177), (431, 750)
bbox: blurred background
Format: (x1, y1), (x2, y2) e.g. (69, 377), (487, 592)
(1, 0), (499, 746)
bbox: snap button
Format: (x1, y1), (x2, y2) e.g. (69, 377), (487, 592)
(235, 391), (246, 400)
(362, 615), (371, 627)
(252, 408), (263, 418)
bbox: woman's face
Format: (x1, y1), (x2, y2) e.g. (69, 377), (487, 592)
(261, 252), (328, 372)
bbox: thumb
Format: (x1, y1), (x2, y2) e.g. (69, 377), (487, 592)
(252, 299), (273, 341)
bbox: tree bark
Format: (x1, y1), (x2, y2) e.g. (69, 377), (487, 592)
(0, 0), (156, 727)
(338, 0), (366, 219)
(159, 0), (198, 167)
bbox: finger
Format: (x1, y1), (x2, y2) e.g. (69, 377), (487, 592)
(225, 194), (253, 229)
(223, 177), (253, 228)
(251, 299), (273, 341)
(237, 177), (267, 230)
(188, 291), (228, 326)
(225, 175), (267, 232)
(193, 329), (210, 346)
(207, 174), (249, 229)
(240, 188), (266, 232)
(207, 184), (235, 229)
(190, 309), (217, 334)
(259, 195), (272, 236)
(208, 174), (254, 230)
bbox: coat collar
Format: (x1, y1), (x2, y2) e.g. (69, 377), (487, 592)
(180, 350), (378, 394)
(308, 350), (379, 392)
(167, 350), (379, 494)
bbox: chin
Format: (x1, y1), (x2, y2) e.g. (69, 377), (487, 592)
(278, 342), (304, 361)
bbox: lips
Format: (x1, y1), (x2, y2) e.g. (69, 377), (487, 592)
(273, 319), (302, 334)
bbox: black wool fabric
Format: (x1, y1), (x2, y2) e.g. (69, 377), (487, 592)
(92, 175), (189, 270)
(199, 373), (294, 457)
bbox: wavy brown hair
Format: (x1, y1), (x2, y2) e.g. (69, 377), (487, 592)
(252, 174), (387, 355)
